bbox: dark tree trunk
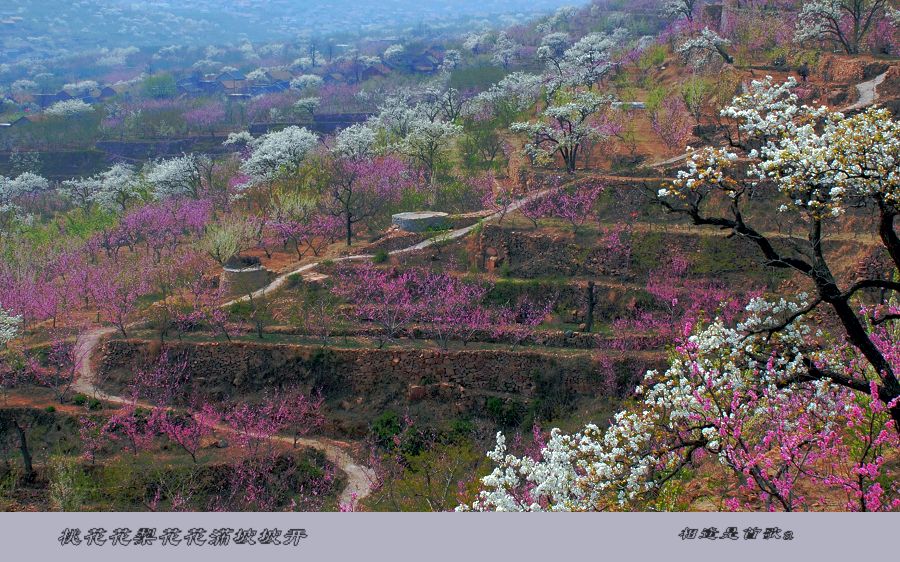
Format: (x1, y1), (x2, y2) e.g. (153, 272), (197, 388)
(12, 420), (33, 478)
(346, 212), (353, 247)
(585, 280), (596, 332)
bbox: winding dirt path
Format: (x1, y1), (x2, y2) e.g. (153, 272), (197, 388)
(222, 185), (558, 306)
(67, 172), (694, 505)
(70, 326), (375, 506)
(70, 181), (576, 507)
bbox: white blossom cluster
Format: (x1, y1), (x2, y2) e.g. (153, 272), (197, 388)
(62, 80), (99, 94)
(674, 77), (900, 218)
(491, 31), (519, 68)
(61, 163), (141, 211)
(44, 99), (94, 118)
(145, 154), (209, 199)
(364, 90), (462, 171)
(662, 147), (739, 198)
(11, 79), (37, 95)
(1, 172), (50, 222)
(461, 297), (827, 512)
(511, 91), (615, 168)
(382, 44), (406, 64)
(536, 28), (628, 96)
(240, 126), (319, 186)
(334, 123), (377, 160)
(0, 305), (22, 348)
(675, 27), (731, 69)
(720, 76), (824, 143)
(463, 72), (543, 119)
(222, 130), (254, 148)
(289, 74), (324, 92)
(662, 0), (697, 22)
(1, 172), (49, 197)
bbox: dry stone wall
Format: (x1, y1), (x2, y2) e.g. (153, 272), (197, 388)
(98, 339), (662, 404)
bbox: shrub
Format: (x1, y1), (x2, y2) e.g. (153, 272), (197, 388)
(485, 397), (524, 427)
(372, 249), (389, 264)
(371, 411), (402, 447)
(638, 44), (667, 73)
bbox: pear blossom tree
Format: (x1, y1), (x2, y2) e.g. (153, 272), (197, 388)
(663, 0), (699, 23)
(795, 0), (893, 54)
(655, 79), (900, 425)
(61, 163), (141, 212)
(400, 118), (462, 194)
(511, 91), (615, 173)
(536, 32), (572, 77)
(557, 31), (625, 90)
(676, 27), (734, 68)
(492, 32), (519, 70)
(462, 299), (899, 511)
(334, 123), (377, 160)
(145, 154), (211, 199)
(44, 99), (94, 118)
(0, 306), (21, 348)
(382, 44), (406, 65)
(1, 172), (50, 241)
(240, 126), (319, 188)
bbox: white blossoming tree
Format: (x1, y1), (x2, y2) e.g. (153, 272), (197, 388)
(511, 91), (614, 173)
(655, 79), (900, 420)
(492, 32), (519, 70)
(400, 118), (462, 193)
(663, 0), (699, 23)
(63, 163), (142, 212)
(222, 130), (254, 150)
(145, 153), (212, 199)
(0, 305), (21, 349)
(676, 27), (733, 69)
(290, 74), (324, 93)
(240, 126), (319, 187)
(382, 44), (406, 65)
(365, 93), (462, 193)
(44, 99), (94, 118)
(795, 0), (893, 54)
(1, 172), (50, 241)
(334, 123), (377, 160)
(463, 295), (899, 511)
(536, 32), (572, 76)
(465, 72), (543, 120)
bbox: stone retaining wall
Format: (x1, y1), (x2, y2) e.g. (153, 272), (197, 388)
(98, 339), (663, 403)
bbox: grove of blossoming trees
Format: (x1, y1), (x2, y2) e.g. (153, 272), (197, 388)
(4, 0), (900, 516)
(464, 76), (900, 512)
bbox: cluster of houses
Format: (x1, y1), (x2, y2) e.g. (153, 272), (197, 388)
(1, 42), (449, 131)
(1, 84), (124, 129)
(175, 45), (446, 99)
(177, 69), (294, 99)
(33, 85), (121, 108)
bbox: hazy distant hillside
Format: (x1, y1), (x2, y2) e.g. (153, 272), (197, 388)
(1, 0), (582, 62)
